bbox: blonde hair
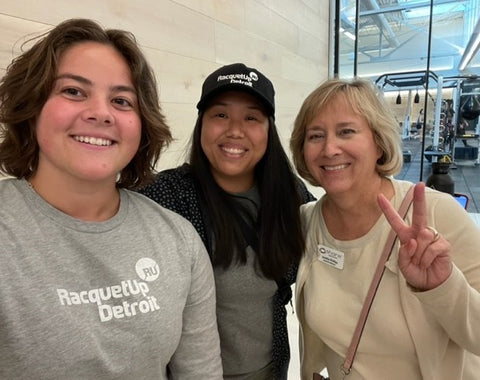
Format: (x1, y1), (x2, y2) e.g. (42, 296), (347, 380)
(290, 77), (403, 186)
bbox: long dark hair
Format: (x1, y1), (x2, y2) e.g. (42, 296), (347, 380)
(190, 113), (305, 281)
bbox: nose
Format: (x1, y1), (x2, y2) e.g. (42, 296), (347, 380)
(323, 134), (342, 157)
(83, 97), (114, 125)
(225, 117), (245, 137)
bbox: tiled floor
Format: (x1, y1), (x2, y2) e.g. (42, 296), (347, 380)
(398, 136), (480, 213)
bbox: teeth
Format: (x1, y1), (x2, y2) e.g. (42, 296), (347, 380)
(324, 164), (348, 171)
(222, 146), (245, 154)
(74, 136), (113, 146)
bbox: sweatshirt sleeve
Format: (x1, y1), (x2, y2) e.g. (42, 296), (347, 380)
(415, 189), (480, 355)
(167, 231), (222, 379)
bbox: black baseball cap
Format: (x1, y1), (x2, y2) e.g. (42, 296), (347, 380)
(196, 63), (275, 116)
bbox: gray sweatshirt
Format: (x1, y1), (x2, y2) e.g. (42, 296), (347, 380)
(0, 179), (222, 379)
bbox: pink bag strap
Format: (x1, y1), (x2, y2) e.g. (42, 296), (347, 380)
(340, 186), (415, 377)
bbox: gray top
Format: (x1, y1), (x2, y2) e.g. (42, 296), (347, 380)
(0, 178), (222, 379)
(214, 187), (276, 378)
(214, 248), (276, 378)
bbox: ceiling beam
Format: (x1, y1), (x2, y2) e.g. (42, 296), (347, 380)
(459, 17), (480, 70)
(359, 0), (462, 17)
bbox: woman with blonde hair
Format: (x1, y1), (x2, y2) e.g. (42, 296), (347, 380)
(290, 78), (480, 379)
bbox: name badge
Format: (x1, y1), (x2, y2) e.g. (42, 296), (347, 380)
(317, 244), (345, 270)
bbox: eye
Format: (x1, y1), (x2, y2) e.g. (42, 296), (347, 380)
(306, 131), (324, 141)
(112, 97), (134, 108)
(214, 112), (227, 119)
(62, 87), (84, 98)
(339, 128), (355, 136)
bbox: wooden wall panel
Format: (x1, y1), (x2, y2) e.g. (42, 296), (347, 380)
(0, 0), (329, 188)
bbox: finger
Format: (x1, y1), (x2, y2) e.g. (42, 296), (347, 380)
(418, 237), (450, 271)
(377, 193), (410, 244)
(418, 246), (438, 269)
(425, 226), (440, 245)
(411, 227), (436, 265)
(414, 226), (442, 264)
(397, 239), (416, 271)
(410, 182), (428, 233)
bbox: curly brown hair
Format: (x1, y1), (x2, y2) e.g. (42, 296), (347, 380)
(0, 18), (171, 189)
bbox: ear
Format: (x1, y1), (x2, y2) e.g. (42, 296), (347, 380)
(376, 145), (384, 160)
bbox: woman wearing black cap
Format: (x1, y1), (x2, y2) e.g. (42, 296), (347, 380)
(139, 63), (314, 379)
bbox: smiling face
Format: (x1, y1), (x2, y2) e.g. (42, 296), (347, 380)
(200, 91), (269, 192)
(34, 42), (141, 187)
(303, 93), (382, 197)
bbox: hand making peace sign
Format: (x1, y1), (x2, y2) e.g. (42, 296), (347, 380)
(377, 182), (453, 291)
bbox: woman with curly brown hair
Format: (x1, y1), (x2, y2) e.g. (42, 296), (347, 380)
(0, 18), (222, 379)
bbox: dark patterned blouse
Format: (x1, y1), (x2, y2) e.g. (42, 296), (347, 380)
(138, 163), (315, 379)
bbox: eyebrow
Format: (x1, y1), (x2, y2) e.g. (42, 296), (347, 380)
(306, 121), (356, 131)
(55, 73), (137, 95)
